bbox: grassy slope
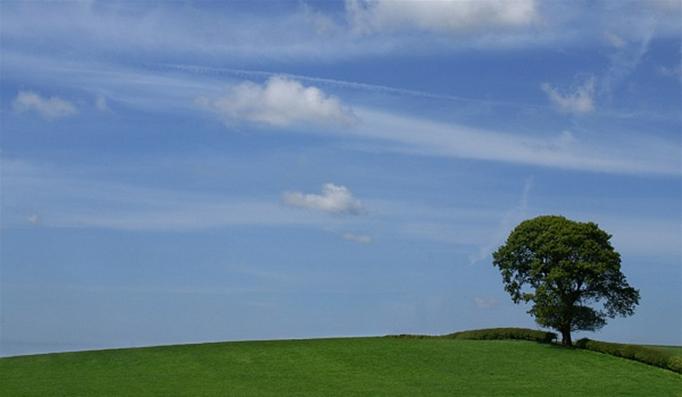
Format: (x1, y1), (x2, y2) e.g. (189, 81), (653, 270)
(2, 338), (681, 397)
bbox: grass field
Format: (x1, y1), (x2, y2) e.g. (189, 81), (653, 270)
(1, 337), (681, 396)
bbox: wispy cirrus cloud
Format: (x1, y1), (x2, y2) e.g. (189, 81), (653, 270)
(350, 108), (680, 176)
(600, 21), (656, 98)
(3, 159), (679, 258)
(658, 64), (682, 83)
(12, 91), (77, 120)
(3, 52), (678, 177)
(541, 77), (595, 115)
(95, 94), (110, 112)
(0, 160), (334, 232)
(196, 76), (357, 127)
(603, 32), (626, 49)
(474, 297), (500, 309)
(27, 214), (40, 225)
(282, 183), (366, 215)
(341, 232), (373, 244)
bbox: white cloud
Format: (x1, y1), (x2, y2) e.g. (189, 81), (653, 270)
(27, 214), (40, 225)
(95, 94), (110, 111)
(282, 183), (365, 215)
(658, 64), (682, 82)
(541, 77), (595, 115)
(12, 91), (77, 119)
(196, 76), (357, 127)
(474, 297), (500, 309)
(603, 32), (626, 48)
(2, 2), (680, 64)
(346, 0), (538, 34)
(342, 232), (373, 244)
(555, 130), (577, 149)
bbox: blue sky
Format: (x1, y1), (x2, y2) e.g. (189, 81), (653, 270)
(1, 0), (680, 356)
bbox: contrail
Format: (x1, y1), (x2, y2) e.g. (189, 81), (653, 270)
(161, 63), (542, 109)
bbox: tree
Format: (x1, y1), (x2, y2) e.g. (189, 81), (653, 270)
(492, 215), (639, 346)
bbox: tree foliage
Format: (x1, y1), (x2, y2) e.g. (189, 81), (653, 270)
(492, 215), (639, 346)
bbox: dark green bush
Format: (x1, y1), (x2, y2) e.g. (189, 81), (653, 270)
(386, 334), (433, 339)
(444, 328), (557, 344)
(386, 328), (557, 343)
(576, 338), (681, 374)
(668, 356), (682, 373)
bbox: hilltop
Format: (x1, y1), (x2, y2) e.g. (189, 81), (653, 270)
(1, 335), (681, 396)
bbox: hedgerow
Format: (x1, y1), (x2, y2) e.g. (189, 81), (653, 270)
(444, 328), (557, 343)
(576, 338), (682, 374)
(386, 328), (557, 343)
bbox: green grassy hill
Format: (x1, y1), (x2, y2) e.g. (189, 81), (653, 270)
(2, 337), (681, 396)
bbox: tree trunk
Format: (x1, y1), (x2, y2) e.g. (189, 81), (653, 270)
(561, 328), (572, 346)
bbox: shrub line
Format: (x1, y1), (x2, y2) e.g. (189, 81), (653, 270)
(575, 338), (682, 374)
(386, 327), (557, 344)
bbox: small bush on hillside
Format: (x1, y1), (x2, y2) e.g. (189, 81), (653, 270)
(668, 356), (682, 373)
(387, 334), (433, 339)
(576, 338), (681, 374)
(444, 328), (557, 344)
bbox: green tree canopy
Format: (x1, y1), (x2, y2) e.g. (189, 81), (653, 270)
(492, 215), (639, 346)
